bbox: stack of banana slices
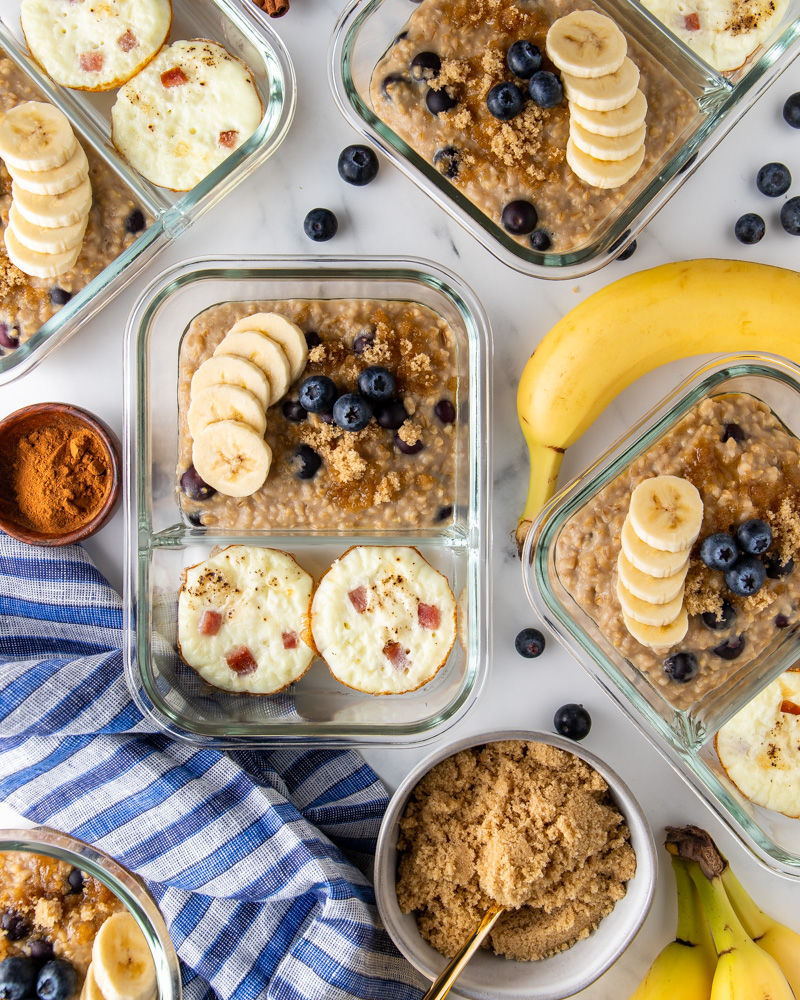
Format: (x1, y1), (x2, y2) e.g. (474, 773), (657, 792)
(0, 101), (91, 278)
(546, 11), (648, 189)
(82, 911), (156, 1000)
(189, 312), (308, 497)
(616, 475), (703, 648)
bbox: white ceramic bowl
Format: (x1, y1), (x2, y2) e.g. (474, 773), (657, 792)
(374, 729), (657, 1000)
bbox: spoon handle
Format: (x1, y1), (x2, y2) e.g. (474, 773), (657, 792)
(422, 902), (505, 1000)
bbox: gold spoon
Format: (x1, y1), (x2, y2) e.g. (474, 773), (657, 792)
(422, 901), (506, 1000)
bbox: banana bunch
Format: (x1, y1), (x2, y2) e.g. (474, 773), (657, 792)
(515, 258), (800, 553)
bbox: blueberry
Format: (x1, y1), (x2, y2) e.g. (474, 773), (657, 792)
(678, 152), (698, 174)
(375, 398), (408, 429)
(433, 145), (460, 179)
(734, 213), (765, 244)
(501, 199), (538, 235)
(701, 600), (737, 631)
(615, 239), (638, 261)
(0, 324), (19, 350)
(506, 40), (542, 78)
(756, 162), (791, 197)
(784, 92), (800, 128)
(294, 444), (322, 480)
(333, 393), (372, 432)
(663, 651), (699, 683)
(395, 432), (424, 454)
(700, 532), (739, 571)
(712, 635), (746, 660)
(353, 331), (375, 355)
(725, 554), (766, 596)
(124, 208), (145, 234)
(318, 410), (335, 424)
(180, 466), (215, 501)
(435, 504), (453, 522)
(49, 287), (72, 306)
(0, 957), (37, 1000)
(776, 613), (791, 628)
(529, 228), (551, 251)
(305, 331), (322, 349)
(780, 197), (800, 236)
(36, 961), (77, 1000)
(528, 71), (563, 108)
(357, 365), (395, 401)
(27, 943), (52, 963)
(608, 230), (632, 255)
(299, 375), (337, 413)
(426, 88), (457, 115)
(282, 399), (307, 422)
(337, 144), (379, 186)
(380, 73), (409, 100)
(766, 554), (794, 579)
(736, 518), (772, 555)
(186, 511), (204, 527)
(722, 422), (744, 443)
(66, 869), (83, 893)
(487, 81), (525, 121)
(410, 51), (441, 81)
(1, 912), (30, 941)
(304, 208), (338, 242)
(553, 703), (591, 741)
(434, 399), (456, 423)
(515, 627), (545, 658)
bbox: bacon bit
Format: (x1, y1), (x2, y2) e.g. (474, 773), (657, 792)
(161, 67), (189, 88)
(198, 609), (222, 637)
(218, 130), (238, 149)
(683, 12), (701, 30)
(780, 700), (800, 716)
(79, 51), (104, 72)
(418, 603), (440, 630)
(383, 641), (410, 670)
(118, 29), (138, 52)
(226, 645), (258, 676)
(348, 586), (368, 613)
(282, 631), (299, 650)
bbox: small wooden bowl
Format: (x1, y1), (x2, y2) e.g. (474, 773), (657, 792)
(0, 403), (122, 547)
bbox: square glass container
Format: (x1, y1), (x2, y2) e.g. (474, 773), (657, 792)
(523, 354), (800, 875)
(329, 0), (800, 279)
(123, 255), (491, 746)
(0, 0), (295, 385)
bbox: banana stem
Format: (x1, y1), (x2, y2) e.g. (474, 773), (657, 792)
(686, 860), (749, 956)
(721, 867), (771, 941)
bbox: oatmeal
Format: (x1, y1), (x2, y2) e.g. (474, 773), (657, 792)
(177, 299), (460, 530)
(556, 394), (800, 711)
(370, 0), (697, 253)
(395, 740), (636, 961)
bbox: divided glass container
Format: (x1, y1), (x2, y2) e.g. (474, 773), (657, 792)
(523, 355), (800, 875)
(123, 255), (490, 746)
(0, 0), (295, 384)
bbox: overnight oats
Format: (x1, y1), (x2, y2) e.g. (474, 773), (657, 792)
(370, 0), (698, 254)
(177, 298), (460, 530)
(556, 394), (800, 711)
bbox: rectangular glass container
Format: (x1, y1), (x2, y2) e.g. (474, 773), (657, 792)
(0, 0), (295, 385)
(329, 0), (800, 279)
(123, 255), (491, 746)
(524, 355), (800, 875)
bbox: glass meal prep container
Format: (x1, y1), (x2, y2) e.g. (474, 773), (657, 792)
(123, 255), (491, 747)
(0, 0), (295, 385)
(329, 0), (800, 279)
(523, 354), (800, 876)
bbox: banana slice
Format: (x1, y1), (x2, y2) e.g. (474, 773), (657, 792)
(8, 203), (87, 255)
(214, 329), (292, 404)
(230, 312), (308, 384)
(13, 176), (92, 228)
(9, 142), (89, 195)
(617, 577), (685, 626)
(81, 965), (106, 1000)
(191, 355), (271, 411)
(187, 384), (267, 440)
(617, 550), (687, 605)
(627, 475), (703, 553)
(192, 419), (272, 497)
(620, 516), (690, 578)
(569, 90), (647, 137)
(546, 11), (627, 79)
(0, 101), (77, 172)
(570, 119), (646, 161)
(566, 137), (644, 188)
(622, 607), (688, 650)
(562, 57), (640, 111)
(4, 223), (80, 278)
(92, 911), (157, 1000)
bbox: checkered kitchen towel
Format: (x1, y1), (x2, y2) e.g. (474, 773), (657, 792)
(0, 532), (426, 1000)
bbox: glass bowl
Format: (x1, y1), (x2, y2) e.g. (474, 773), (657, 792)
(329, 0), (800, 279)
(123, 255), (491, 746)
(523, 354), (800, 876)
(0, 0), (295, 385)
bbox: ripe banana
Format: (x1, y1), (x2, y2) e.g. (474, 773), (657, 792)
(92, 911), (157, 1000)
(515, 259), (800, 552)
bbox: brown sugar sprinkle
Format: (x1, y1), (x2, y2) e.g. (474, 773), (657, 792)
(684, 562), (724, 619)
(398, 420), (423, 446)
(767, 499), (800, 565)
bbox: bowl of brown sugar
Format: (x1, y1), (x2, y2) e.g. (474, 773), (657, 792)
(0, 403), (121, 546)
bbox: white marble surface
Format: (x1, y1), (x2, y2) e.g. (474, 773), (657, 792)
(1, 2), (800, 996)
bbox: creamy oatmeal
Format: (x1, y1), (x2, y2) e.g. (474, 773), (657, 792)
(556, 394), (800, 711)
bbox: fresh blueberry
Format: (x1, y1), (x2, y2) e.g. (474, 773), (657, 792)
(353, 331), (375, 355)
(435, 504), (453, 522)
(395, 432), (424, 454)
(186, 511), (204, 527)
(615, 239), (638, 261)
(375, 398), (408, 429)
(501, 199), (538, 235)
(124, 208), (145, 234)
(756, 162), (791, 197)
(66, 869), (83, 893)
(180, 466), (215, 501)
(734, 213), (765, 244)
(722, 422), (745, 443)
(701, 600), (737, 631)
(49, 287), (72, 306)
(515, 627), (545, 658)
(712, 635), (746, 660)
(36, 961), (77, 1000)
(333, 393), (372, 432)
(1, 912), (30, 942)
(506, 40), (542, 78)
(663, 651), (699, 683)
(678, 152), (698, 174)
(0, 324), (19, 350)
(528, 71), (563, 108)
(487, 81), (525, 121)
(780, 197), (800, 236)
(784, 92), (800, 128)
(305, 331), (322, 349)
(410, 51), (441, 81)
(337, 144), (379, 186)
(358, 365), (395, 401)
(27, 943), (52, 963)
(553, 703), (591, 740)
(304, 208), (338, 242)
(282, 399), (307, 422)
(700, 532), (739, 571)
(380, 73), (409, 100)
(294, 444), (322, 480)
(318, 411), (335, 424)
(0, 957), (37, 1000)
(433, 145), (460, 179)
(737, 518), (772, 555)
(426, 87), (457, 115)
(725, 554), (766, 596)
(766, 554), (794, 579)
(608, 230), (632, 255)
(299, 375), (337, 413)
(529, 228), (551, 251)
(434, 399), (456, 423)
(776, 613), (791, 628)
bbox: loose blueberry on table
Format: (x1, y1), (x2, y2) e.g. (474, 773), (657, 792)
(734, 213), (765, 245)
(553, 704), (591, 741)
(780, 197), (800, 236)
(303, 208), (338, 242)
(515, 627), (545, 658)
(338, 144), (379, 186)
(756, 162), (791, 197)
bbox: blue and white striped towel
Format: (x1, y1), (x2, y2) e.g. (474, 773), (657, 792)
(0, 532), (426, 1000)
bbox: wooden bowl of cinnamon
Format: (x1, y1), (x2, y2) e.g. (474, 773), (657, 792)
(0, 403), (122, 546)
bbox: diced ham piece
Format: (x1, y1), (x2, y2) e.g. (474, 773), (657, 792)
(118, 30), (138, 52)
(226, 645), (258, 676)
(198, 609), (223, 637)
(282, 631), (299, 650)
(781, 700), (800, 716)
(348, 586), (368, 613)
(683, 12), (700, 30)
(79, 51), (104, 72)
(418, 603), (440, 630)
(218, 130), (238, 149)
(161, 67), (189, 88)
(383, 641), (409, 670)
